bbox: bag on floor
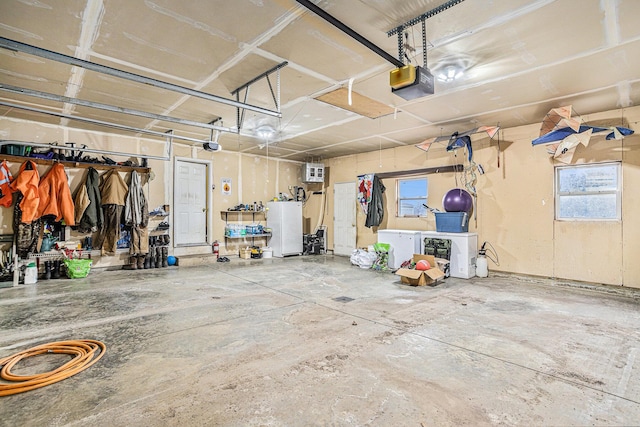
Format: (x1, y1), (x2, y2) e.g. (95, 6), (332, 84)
(63, 258), (92, 279)
(372, 243), (391, 271)
(350, 249), (377, 269)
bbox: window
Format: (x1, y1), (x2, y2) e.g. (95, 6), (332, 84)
(397, 177), (428, 217)
(555, 162), (621, 220)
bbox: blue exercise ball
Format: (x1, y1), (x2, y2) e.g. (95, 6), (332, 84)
(442, 188), (473, 212)
(167, 255), (177, 266)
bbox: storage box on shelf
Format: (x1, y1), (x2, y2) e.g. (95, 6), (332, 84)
(221, 210), (271, 247)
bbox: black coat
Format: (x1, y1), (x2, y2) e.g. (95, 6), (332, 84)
(78, 168), (103, 233)
(365, 175), (385, 228)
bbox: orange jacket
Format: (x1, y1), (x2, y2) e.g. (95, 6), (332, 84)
(9, 160), (40, 224)
(0, 160), (13, 207)
(37, 163), (76, 226)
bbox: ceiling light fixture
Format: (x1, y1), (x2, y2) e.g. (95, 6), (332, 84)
(256, 125), (276, 140)
(437, 65), (464, 82)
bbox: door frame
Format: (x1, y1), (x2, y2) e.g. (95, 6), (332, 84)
(173, 157), (213, 247)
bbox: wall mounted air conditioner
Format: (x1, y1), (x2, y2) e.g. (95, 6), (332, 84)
(302, 163), (324, 183)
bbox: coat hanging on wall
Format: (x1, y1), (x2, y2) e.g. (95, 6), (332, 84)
(95, 169), (128, 255)
(74, 167), (103, 233)
(9, 161), (41, 257)
(37, 162), (75, 226)
(124, 170), (149, 256)
(365, 175), (385, 228)
(357, 173), (374, 214)
(0, 160), (13, 207)
(8, 160), (40, 224)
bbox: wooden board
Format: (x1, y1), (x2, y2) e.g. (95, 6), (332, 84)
(315, 88), (395, 119)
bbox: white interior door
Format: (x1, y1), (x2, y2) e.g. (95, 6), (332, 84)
(174, 160), (208, 246)
(333, 182), (356, 256)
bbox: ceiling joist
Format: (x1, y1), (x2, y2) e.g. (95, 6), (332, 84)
(0, 100), (209, 145)
(0, 84), (235, 133)
(0, 37), (282, 119)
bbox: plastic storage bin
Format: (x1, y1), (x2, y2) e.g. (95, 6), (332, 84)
(245, 224), (263, 235)
(435, 212), (469, 232)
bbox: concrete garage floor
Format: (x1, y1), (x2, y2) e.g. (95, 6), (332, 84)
(1, 255), (640, 426)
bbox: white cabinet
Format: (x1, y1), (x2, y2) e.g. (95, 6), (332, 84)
(377, 230), (421, 269)
(421, 231), (478, 279)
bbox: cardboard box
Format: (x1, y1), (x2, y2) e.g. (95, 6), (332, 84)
(395, 254), (446, 286)
(239, 248), (251, 259)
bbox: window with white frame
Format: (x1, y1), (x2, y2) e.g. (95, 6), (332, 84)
(397, 177), (428, 217)
(555, 162), (621, 220)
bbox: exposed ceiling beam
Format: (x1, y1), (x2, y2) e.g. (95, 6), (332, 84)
(295, 0), (403, 68)
(0, 101), (212, 145)
(0, 37), (282, 118)
(0, 84), (236, 133)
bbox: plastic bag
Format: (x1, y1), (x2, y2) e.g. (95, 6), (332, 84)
(63, 258), (92, 279)
(372, 243), (391, 271)
(350, 249), (377, 269)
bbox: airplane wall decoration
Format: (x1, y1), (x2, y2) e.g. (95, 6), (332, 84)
(415, 126), (500, 161)
(532, 105), (634, 163)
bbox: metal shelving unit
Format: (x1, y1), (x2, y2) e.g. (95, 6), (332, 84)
(221, 211), (271, 246)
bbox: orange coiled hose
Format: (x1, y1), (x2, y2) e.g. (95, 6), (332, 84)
(0, 339), (106, 396)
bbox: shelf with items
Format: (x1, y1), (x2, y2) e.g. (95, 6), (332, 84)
(149, 205), (170, 234)
(0, 153), (150, 173)
(221, 210), (270, 246)
(149, 225), (170, 235)
(224, 233), (272, 239)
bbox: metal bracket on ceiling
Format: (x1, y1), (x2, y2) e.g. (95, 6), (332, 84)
(387, 0), (465, 68)
(231, 61), (288, 132)
(164, 130), (173, 159)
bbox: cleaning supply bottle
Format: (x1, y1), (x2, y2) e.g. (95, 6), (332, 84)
(476, 248), (488, 278)
(24, 262), (38, 284)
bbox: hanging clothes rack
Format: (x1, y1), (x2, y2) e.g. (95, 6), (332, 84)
(1, 140), (168, 163)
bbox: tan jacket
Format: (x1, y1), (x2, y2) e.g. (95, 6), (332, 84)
(100, 169), (128, 206)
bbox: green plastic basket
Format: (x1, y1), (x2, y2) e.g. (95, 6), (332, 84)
(63, 259), (92, 279)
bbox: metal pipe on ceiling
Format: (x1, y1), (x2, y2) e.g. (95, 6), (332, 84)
(0, 37), (282, 118)
(0, 101), (210, 145)
(295, 0), (404, 68)
(0, 84), (236, 133)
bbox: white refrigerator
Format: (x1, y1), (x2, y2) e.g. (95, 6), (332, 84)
(267, 201), (303, 257)
(421, 231), (478, 279)
(377, 230), (421, 269)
